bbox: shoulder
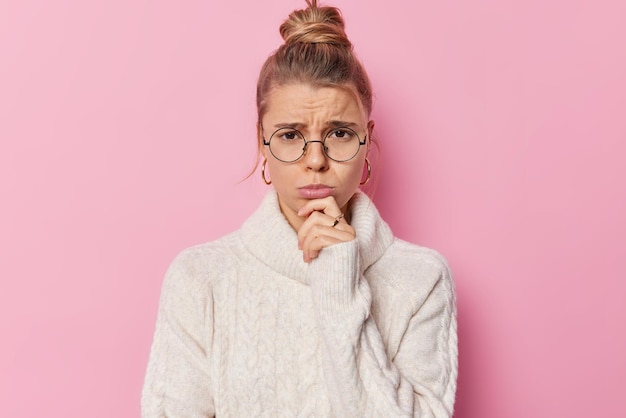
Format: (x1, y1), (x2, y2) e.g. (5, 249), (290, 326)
(163, 231), (241, 294)
(367, 238), (454, 308)
(381, 239), (451, 280)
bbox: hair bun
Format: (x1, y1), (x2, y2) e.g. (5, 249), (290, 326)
(279, 1), (352, 48)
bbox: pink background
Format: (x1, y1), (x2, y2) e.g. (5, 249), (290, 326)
(1, 0), (625, 416)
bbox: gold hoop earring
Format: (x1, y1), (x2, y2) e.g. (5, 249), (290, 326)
(261, 159), (272, 185)
(360, 158), (371, 185)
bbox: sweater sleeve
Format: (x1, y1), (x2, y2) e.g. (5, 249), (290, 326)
(307, 240), (457, 418)
(141, 252), (215, 418)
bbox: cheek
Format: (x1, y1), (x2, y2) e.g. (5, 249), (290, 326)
(265, 160), (291, 186)
(350, 157), (367, 182)
(351, 164), (364, 183)
(337, 162), (365, 190)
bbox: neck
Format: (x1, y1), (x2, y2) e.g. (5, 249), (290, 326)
(279, 200), (305, 231)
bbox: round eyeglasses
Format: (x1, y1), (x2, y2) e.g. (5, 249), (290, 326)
(263, 126), (367, 163)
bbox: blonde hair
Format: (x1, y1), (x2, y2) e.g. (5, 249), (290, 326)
(256, 0), (373, 123)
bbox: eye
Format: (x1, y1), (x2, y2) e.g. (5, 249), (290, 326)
(275, 129), (302, 143)
(328, 128), (355, 141)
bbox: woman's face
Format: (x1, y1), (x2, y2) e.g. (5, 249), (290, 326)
(260, 83), (372, 231)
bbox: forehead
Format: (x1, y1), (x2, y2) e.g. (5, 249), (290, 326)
(263, 83), (367, 126)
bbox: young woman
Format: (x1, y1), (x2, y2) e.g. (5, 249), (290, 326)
(142, 1), (457, 416)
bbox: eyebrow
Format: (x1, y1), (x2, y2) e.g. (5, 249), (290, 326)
(273, 120), (360, 129)
(327, 120), (359, 129)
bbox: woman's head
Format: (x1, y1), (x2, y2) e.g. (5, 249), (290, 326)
(256, 0), (373, 123)
(256, 0), (375, 230)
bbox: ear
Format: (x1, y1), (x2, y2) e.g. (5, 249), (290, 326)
(366, 119), (375, 153)
(257, 121), (268, 158)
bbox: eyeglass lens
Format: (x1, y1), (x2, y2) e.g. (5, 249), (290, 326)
(268, 127), (363, 162)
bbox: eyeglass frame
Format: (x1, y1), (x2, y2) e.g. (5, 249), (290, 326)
(262, 125), (368, 163)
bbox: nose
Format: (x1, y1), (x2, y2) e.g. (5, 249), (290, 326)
(302, 140), (329, 171)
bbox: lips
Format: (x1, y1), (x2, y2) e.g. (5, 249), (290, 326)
(298, 184), (335, 199)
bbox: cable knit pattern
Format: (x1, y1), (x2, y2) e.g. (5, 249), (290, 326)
(142, 190), (457, 417)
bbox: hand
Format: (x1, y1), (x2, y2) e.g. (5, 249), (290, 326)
(297, 196), (356, 263)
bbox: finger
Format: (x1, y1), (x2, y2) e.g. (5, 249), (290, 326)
(298, 210), (349, 249)
(303, 247), (320, 263)
(298, 210), (328, 249)
(302, 234), (340, 263)
(297, 196), (342, 218)
(300, 224), (355, 262)
(302, 231), (353, 262)
(300, 223), (354, 251)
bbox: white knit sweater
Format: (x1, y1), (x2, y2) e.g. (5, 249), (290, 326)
(142, 191), (457, 417)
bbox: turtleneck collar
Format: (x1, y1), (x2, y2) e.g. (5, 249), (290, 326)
(239, 190), (395, 285)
